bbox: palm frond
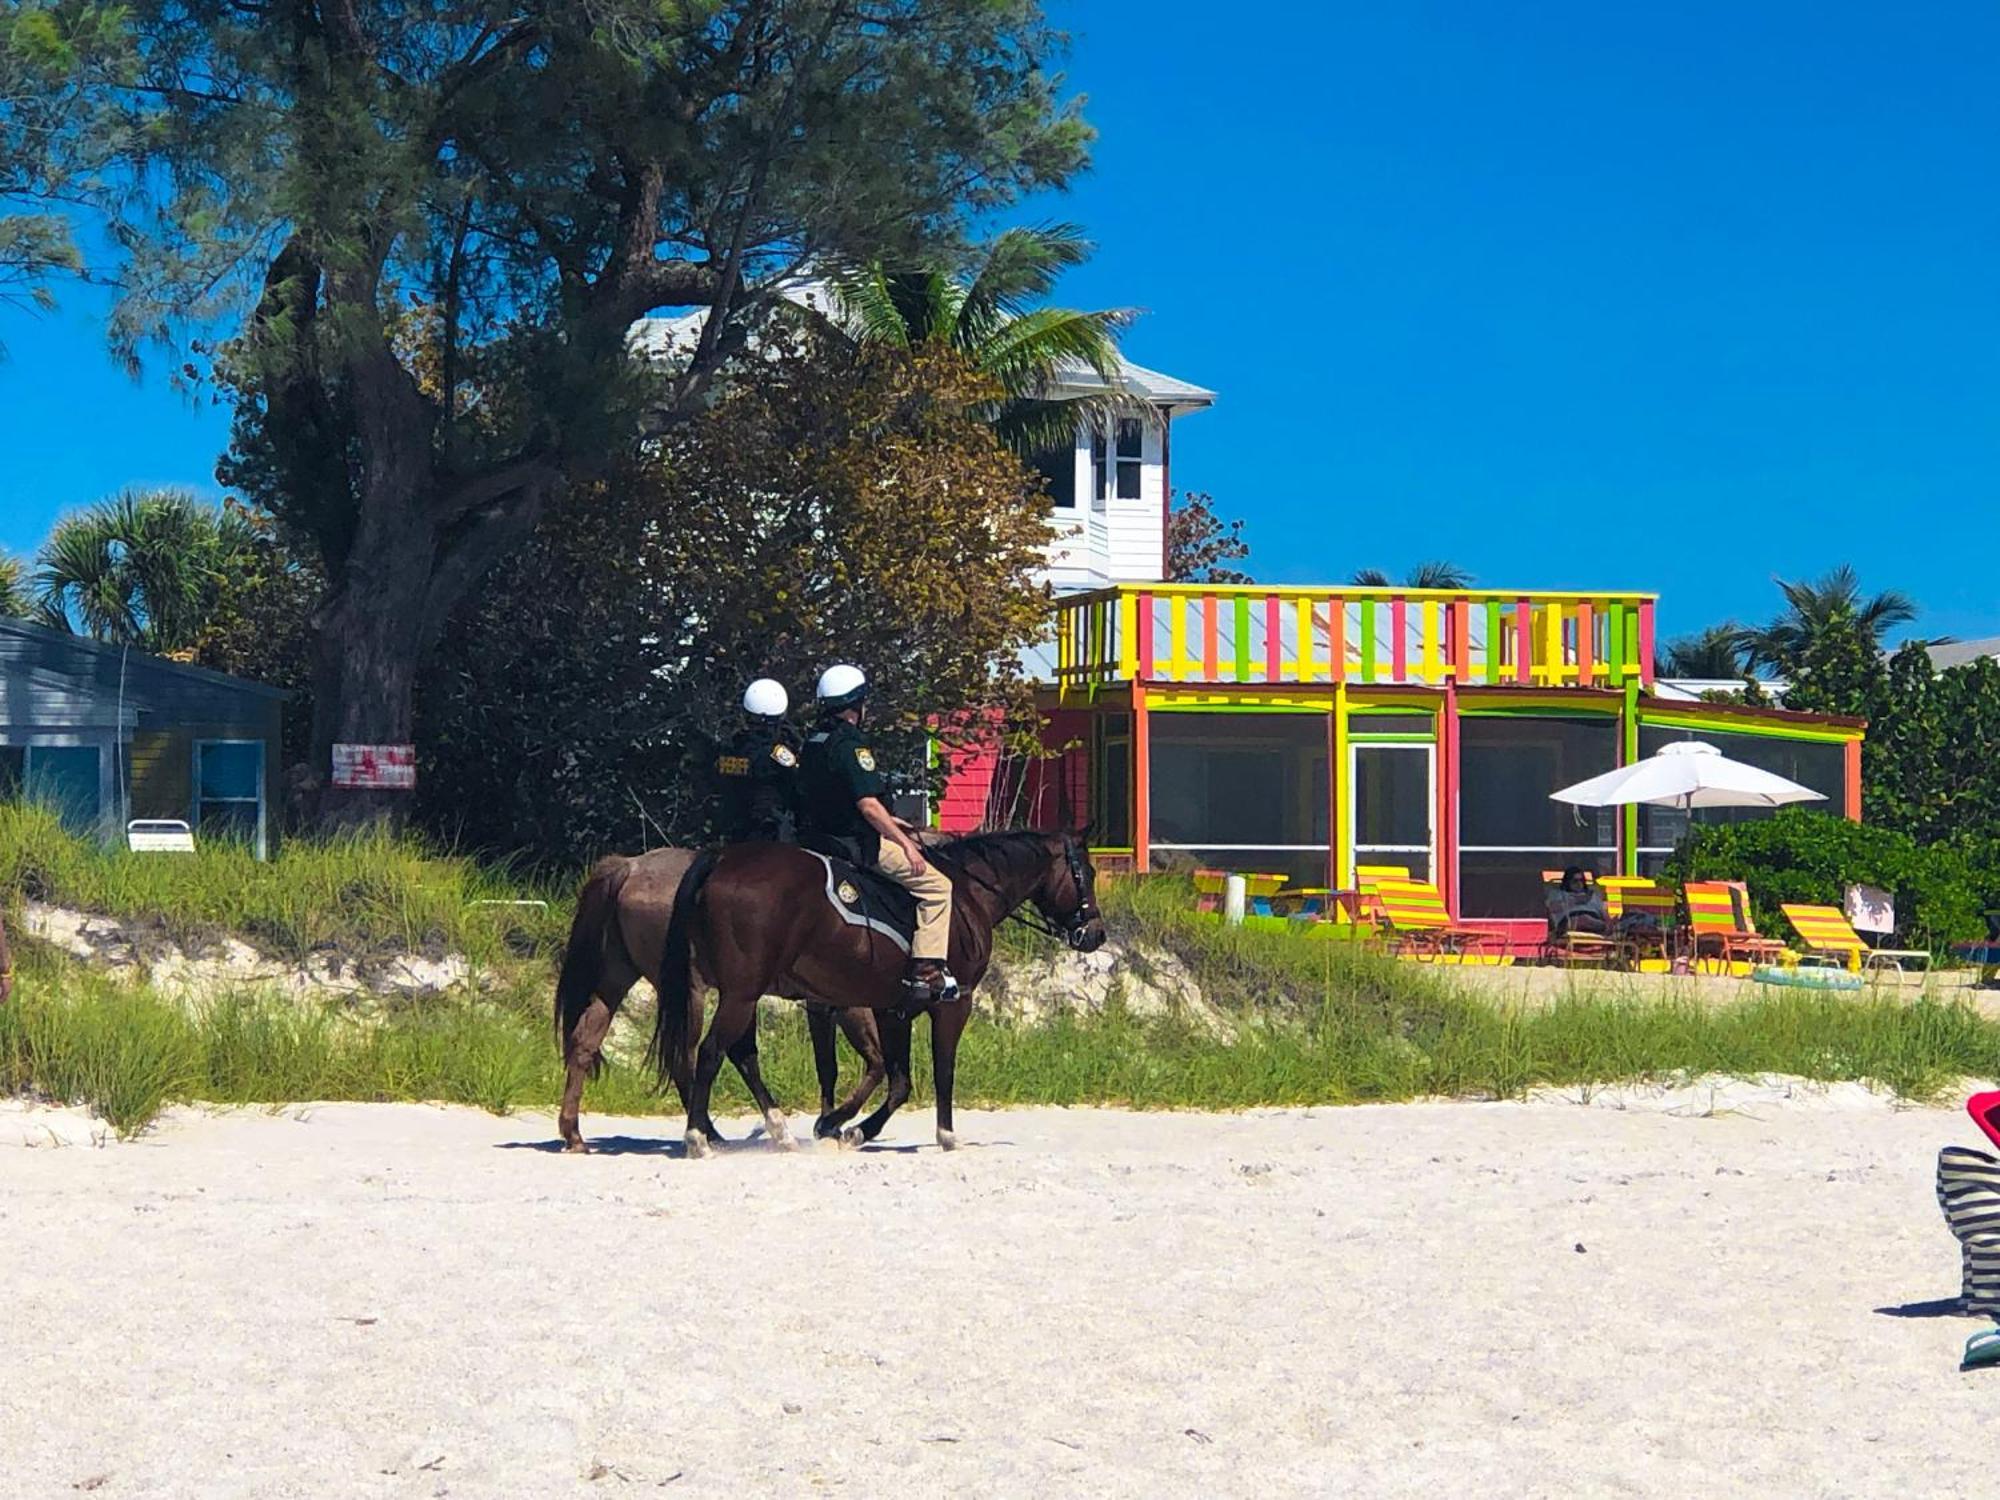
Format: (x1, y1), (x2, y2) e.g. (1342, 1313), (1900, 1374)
(962, 223), (1095, 324)
(992, 395), (1119, 461)
(1405, 560), (1474, 590)
(0, 552), (29, 618)
(977, 306), (1134, 399)
(828, 262), (917, 349)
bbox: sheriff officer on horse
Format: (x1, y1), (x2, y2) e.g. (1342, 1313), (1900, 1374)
(711, 677), (801, 843)
(799, 664), (959, 1008)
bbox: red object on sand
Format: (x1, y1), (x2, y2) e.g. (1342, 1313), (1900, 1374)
(1968, 1091), (2000, 1152)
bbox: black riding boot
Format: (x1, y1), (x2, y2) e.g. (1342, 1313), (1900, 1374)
(900, 958), (960, 1016)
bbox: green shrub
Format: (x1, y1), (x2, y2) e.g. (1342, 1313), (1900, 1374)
(1668, 808), (1991, 951)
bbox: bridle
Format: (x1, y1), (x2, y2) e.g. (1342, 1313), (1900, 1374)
(1001, 833), (1100, 951)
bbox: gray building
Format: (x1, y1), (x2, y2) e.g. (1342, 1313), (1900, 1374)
(0, 618), (285, 855)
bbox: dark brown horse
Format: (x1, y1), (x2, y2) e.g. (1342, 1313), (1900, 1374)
(651, 830), (1104, 1155)
(553, 849), (887, 1152)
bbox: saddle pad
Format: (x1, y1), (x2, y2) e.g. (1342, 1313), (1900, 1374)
(802, 849), (917, 955)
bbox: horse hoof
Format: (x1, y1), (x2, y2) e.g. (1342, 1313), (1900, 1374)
(839, 1126), (866, 1150)
(767, 1119), (800, 1152)
(685, 1129), (712, 1160)
(936, 1129), (959, 1153)
(813, 1118), (841, 1141)
(562, 1138), (590, 1155)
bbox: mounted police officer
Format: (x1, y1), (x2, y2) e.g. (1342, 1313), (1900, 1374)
(799, 664), (958, 1008)
(712, 678), (801, 843)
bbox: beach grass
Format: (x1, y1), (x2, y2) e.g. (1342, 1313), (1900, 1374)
(6, 941), (1998, 1137)
(0, 802), (571, 967)
(5, 818), (1997, 1135)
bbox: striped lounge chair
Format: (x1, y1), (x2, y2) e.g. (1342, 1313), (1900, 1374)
(1352, 864), (1411, 925)
(1938, 1145), (2000, 1318)
(1600, 877), (1678, 967)
(1376, 879), (1502, 960)
(1684, 881), (1789, 968)
(1780, 903), (1931, 974)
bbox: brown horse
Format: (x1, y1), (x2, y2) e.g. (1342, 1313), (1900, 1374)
(553, 849), (887, 1152)
(651, 830), (1104, 1155)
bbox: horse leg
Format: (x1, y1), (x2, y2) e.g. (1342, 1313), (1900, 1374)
(930, 998), (972, 1152)
(726, 1015), (798, 1152)
(808, 1005), (840, 1126)
(817, 1007), (886, 1139)
(558, 996), (619, 1153)
(685, 989), (759, 1160)
(842, 1010), (913, 1148)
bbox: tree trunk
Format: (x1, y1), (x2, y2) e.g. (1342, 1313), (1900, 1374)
(311, 508), (436, 829)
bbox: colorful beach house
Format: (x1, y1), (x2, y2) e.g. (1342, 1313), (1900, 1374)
(935, 361), (1865, 952)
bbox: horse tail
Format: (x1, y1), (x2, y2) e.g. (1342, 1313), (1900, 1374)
(649, 846), (721, 1092)
(555, 856), (633, 1066)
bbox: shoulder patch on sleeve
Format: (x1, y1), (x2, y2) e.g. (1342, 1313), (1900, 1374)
(854, 748), (876, 772)
(771, 744), (797, 768)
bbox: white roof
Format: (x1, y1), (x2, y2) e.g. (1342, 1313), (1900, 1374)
(1925, 636), (2000, 671)
(628, 279), (1214, 415)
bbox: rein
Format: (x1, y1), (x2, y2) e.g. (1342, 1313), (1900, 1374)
(941, 833), (1098, 950)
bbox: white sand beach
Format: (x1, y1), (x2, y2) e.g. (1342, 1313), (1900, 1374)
(0, 1091), (1988, 1498)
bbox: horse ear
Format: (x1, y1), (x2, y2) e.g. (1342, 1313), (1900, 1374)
(1076, 820), (1097, 845)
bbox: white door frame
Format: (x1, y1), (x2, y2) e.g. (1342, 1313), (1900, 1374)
(1348, 741), (1436, 880)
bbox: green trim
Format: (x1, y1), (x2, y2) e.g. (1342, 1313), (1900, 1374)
(1233, 595), (1251, 681)
(1484, 600), (1503, 683)
(1348, 705), (1438, 717)
(1637, 711), (1862, 744)
(1350, 731), (1436, 743)
(1148, 701), (1329, 716)
(1620, 679), (1640, 875)
(1456, 701), (1622, 719)
(1359, 604), (1377, 684)
(1607, 607), (1626, 688)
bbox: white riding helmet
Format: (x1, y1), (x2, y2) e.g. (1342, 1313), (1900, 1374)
(815, 663), (869, 711)
(742, 678), (789, 718)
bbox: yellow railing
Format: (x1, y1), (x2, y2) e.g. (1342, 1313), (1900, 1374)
(1054, 583), (1657, 695)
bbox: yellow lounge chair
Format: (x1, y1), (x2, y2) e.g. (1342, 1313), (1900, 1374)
(1781, 903), (1932, 974)
(1376, 878), (1504, 961)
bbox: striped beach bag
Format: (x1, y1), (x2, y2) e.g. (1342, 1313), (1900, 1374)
(1937, 1145), (2000, 1316)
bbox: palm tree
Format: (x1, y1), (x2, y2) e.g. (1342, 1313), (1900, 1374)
(34, 489), (252, 653)
(1738, 565), (1917, 673)
(833, 223), (1135, 456)
(0, 551), (29, 618)
(1658, 622), (1744, 679)
(1350, 561), (1475, 589)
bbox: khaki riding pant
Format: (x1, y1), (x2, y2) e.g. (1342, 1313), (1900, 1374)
(873, 839), (953, 961)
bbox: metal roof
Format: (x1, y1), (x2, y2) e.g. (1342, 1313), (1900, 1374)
(629, 282), (1215, 416)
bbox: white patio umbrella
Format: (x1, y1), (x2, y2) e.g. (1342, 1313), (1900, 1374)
(1549, 740), (1826, 813)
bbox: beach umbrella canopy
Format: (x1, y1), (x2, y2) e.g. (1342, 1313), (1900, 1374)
(1549, 741), (1826, 811)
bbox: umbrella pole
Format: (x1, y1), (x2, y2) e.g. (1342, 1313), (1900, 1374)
(1671, 792), (1694, 976)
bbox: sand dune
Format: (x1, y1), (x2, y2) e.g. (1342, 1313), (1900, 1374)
(0, 1091), (1988, 1497)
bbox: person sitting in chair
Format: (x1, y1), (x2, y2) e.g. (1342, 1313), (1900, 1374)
(1549, 866), (1609, 937)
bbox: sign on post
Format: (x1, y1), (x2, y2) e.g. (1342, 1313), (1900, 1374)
(331, 744), (417, 791)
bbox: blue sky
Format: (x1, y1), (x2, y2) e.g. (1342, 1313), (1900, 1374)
(4, 0), (1996, 646)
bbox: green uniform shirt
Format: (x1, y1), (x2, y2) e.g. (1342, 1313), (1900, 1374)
(800, 718), (884, 844)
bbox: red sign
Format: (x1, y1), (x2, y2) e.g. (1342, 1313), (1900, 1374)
(331, 744), (417, 791)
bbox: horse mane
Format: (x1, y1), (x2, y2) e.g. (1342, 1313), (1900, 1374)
(929, 828), (1062, 886)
